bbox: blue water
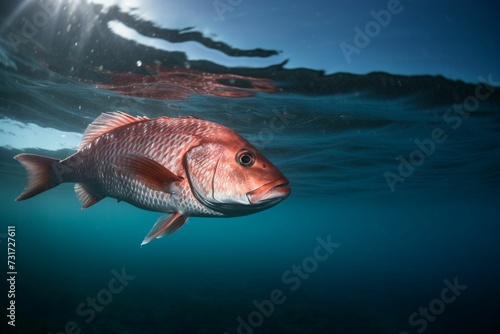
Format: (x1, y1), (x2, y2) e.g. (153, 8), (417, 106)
(1, 1), (500, 334)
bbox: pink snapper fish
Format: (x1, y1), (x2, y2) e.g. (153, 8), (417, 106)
(15, 112), (291, 245)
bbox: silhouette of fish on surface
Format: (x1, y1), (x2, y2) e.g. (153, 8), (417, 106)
(14, 112), (291, 245)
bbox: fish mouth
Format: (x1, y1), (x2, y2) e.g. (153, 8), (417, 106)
(246, 178), (291, 205)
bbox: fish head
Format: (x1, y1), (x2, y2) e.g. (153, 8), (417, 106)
(185, 129), (290, 215)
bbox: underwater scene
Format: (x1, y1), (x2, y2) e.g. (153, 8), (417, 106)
(1, 0), (499, 333)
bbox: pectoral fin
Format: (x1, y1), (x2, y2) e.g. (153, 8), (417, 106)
(141, 212), (188, 246)
(117, 154), (183, 193)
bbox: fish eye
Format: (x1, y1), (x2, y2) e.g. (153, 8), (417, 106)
(236, 149), (255, 167)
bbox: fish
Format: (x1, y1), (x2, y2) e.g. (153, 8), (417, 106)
(14, 111), (291, 245)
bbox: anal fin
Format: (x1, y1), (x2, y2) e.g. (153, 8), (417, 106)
(141, 212), (188, 246)
(75, 183), (103, 209)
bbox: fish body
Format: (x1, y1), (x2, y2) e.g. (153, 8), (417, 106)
(15, 112), (290, 245)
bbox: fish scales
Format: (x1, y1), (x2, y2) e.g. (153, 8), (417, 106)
(63, 117), (217, 215)
(14, 112), (290, 245)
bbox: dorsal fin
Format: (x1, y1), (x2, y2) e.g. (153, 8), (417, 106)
(78, 111), (149, 150)
(179, 116), (201, 120)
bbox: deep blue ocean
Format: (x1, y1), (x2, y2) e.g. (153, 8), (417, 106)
(1, 1), (500, 333)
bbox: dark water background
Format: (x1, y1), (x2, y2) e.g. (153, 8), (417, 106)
(1, 0), (500, 333)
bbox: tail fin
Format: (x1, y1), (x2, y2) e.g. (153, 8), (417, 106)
(14, 154), (63, 201)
